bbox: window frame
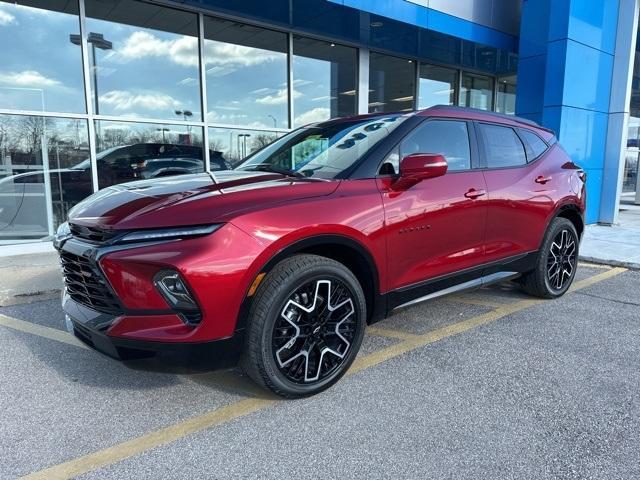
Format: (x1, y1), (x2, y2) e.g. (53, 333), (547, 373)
(474, 121), (529, 171)
(516, 127), (550, 164)
(375, 117), (481, 177)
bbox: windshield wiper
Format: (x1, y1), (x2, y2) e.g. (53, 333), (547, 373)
(245, 164), (304, 178)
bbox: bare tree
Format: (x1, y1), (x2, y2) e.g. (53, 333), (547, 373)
(251, 133), (277, 152)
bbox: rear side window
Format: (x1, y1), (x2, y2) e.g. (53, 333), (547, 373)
(400, 120), (471, 171)
(478, 124), (526, 168)
(519, 129), (548, 161)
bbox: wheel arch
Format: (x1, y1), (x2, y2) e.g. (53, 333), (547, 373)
(237, 234), (385, 331)
(554, 203), (585, 239)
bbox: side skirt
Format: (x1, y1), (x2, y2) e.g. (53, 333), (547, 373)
(369, 251), (538, 322)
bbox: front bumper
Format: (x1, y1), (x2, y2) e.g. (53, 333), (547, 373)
(64, 293), (243, 365)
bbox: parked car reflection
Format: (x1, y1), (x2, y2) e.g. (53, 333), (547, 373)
(0, 143), (229, 241)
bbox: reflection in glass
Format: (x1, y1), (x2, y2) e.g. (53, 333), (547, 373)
(94, 121), (205, 189)
(209, 128), (280, 167)
(85, 0), (201, 120)
(292, 37), (357, 127)
(418, 64), (457, 109)
(623, 117), (640, 194)
(369, 52), (416, 113)
(0, 114), (90, 242)
(459, 72), (493, 111)
(0, 0), (85, 113)
(237, 114), (410, 179)
(496, 75), (516, 115)
(204, 17), (288, 129)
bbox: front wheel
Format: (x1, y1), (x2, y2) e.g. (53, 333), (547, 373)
(520, 217), (579, 298)
(242, 254), (366, 398)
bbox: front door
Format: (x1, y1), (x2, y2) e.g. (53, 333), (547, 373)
(378, 119), (488, 295)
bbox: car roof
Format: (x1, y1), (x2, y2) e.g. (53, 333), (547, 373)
(310, 106), (554, 137)
(417, 105), (552, 134)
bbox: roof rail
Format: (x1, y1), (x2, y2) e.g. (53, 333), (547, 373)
(425, 105), (554, 134)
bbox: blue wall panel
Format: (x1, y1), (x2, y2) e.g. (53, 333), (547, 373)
(331, 0), (518, 52)
(517, 0), (621, 224)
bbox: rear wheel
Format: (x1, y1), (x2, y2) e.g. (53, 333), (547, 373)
(520, 217), (579, 298)
(242, 254), (366, 398)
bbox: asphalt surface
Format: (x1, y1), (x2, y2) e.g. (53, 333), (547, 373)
(1, 264), (639, 479)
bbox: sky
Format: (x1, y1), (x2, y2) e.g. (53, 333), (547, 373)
(0, 1), (351, 130)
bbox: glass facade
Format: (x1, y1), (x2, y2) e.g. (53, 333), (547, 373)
(369, 52), (416, 113)
(292, 36), (357, 127)
(0, 1), (85, 113)
(204, 17), (288, 128)
(0, 0), (517, 244)
(459, 72), (494, 111)
(0, 114), (90, 241)
(496, 75), (516, 115)
(418, 64), (457, 108)
(625, 27), (640, 202)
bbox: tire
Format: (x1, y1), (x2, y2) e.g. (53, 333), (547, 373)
(242, 254), (367, 398)
(520, 217), (579, 299)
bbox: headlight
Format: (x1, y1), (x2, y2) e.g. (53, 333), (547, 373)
(118, 224), (223, 244)
(53, 221), (71, 248)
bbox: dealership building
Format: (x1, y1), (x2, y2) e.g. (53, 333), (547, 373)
(0, 0), (638, 248)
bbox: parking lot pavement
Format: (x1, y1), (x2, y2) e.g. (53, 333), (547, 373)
(1, 263), (639, 479)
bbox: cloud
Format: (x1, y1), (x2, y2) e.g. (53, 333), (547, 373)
(256, 88), (301, 106)
(115, 31), (280, 70)
(206, 66), (236, 78)
(295, 107), (330, 125)
(0, 70), (61, 87)
(0, 9), (15, 25)
(99, 90), (180, 111)
(177, 77), (198, 86)
(282, 79), (313, 88)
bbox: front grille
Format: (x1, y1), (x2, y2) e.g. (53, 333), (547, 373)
(69, 223), (119, 244)
(60, 251), (123, 315)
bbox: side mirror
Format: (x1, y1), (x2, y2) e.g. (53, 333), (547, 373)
(393, 153), (447, 190)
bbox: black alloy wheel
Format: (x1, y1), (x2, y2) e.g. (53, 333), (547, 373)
(272, 278), (357, 384)
(243, 254), (366, 398)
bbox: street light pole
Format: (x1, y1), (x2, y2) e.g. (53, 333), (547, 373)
(70, 32), (113, 116)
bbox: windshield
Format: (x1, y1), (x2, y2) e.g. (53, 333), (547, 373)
(235, 114), (411, 179)
(71, 145), (126, 170)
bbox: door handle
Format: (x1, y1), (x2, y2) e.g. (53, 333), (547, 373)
(464, 188), (486, 199)
(535, 175), (552, 184)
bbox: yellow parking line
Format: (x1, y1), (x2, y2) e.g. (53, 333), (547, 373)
(19, 266), (626, 480)
(0, 313), (88, 350)
(570, 266), (626, 291)
(20, 398), (276, 480)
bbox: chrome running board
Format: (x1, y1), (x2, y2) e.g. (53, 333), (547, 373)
(393, 271), (519, 311)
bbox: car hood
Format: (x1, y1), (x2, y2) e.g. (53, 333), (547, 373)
(68, 171), (339, 230)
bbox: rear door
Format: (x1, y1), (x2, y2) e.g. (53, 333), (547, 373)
(379, 119), (488, 292)
(477, 123), (553, 264)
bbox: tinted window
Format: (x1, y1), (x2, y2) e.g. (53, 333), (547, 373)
(478, 124), (526, 168)
(519, 129), (548, 161)
(400, 120), (471, 171)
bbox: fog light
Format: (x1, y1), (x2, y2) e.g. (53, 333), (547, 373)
(154, 270), (201, 325)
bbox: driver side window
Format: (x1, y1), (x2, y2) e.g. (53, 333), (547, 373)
(381, 120), (471, 175)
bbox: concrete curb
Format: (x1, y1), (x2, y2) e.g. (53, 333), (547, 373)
(579, 255), (640, 271)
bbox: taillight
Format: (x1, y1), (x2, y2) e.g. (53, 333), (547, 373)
(578, 170), (587, 183)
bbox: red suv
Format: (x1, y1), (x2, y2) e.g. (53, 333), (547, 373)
(55, 106), (585, 397)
